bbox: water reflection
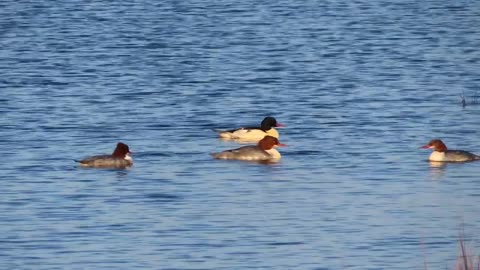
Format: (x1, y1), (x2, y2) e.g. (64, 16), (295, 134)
(115, 170), (130, 179)
(77, 166), (131, 180)
(428, 161), (447, 180)
(428, 161), (447, 169)
(77, 166), (132, 172)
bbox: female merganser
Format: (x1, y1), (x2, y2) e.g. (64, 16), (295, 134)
(211, 135), (286, 161)
(420, 139), (480, 162)
(217, 116), (285, 142)
(76, 142), (133, 168)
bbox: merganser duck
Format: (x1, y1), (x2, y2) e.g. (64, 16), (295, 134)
(217, 116), (285, 142)
(76, 142), (133, 168)
(420, 139), (480, 162)
(211, 135), (286, 161)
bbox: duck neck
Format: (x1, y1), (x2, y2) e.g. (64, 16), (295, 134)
(265, 148), (281, 159)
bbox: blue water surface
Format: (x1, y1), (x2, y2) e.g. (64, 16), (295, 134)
(1, 1), (480, 269)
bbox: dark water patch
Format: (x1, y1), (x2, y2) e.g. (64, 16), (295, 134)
(287, 150), (324, 156)
(144, 123), (175, 129)
(266, 241), (304, 246)
(76, 178), (96, 183)
(145, 193), (182, 203)
(103, 193), (181, 204)
(62, 193), (94, 200)
(246, 77), (281, 84)
(227, 251), (259, 256)
(15, 165), (54, 174)
(138, 151), (173, 158)
(424, 240), (456, 247)
(144, 42), (169, 49)
(54, 231), (91, 238)
(38, 125), (83, 131)
(1, 199), (31, 207)
(371, 236), (423, 248)
(174, 151), (205, 157)
(253, 66), (287, 73)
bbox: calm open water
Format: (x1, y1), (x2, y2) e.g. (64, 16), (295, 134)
(1, 1), (480, 269)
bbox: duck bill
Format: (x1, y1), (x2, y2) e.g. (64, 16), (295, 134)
(275, 123), (286, 127)
(420, 145), (431, 149)
(277, 143), (287, 147)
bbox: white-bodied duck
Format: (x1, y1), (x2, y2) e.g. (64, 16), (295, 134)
(217, 116), (285, 142)
(420, 139), (480, 162)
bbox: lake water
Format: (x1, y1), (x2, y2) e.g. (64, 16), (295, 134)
(1, 1), (480, 269)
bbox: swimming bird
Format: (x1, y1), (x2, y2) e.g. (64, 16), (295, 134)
(211, 135), (286, 161)
(217, 116), (285, 142)
(420, 139), (480, 162)
(76, 142), (133, 168)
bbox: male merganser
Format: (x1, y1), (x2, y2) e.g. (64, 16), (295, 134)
(420, 139), (480, 162)
(211, 135), (286, 161)
(76, 142), (133, 168)
(217, 116), (285, 142)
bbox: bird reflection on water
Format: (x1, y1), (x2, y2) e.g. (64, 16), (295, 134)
(428, 161), (447, 180)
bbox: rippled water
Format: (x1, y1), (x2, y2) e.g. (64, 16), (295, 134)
(1, 1), (480, 269)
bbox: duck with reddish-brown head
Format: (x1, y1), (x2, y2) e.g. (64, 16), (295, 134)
(420, 139), (480, 162)
(76, 142), (133, 168)
(211, 135), (286, 161)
